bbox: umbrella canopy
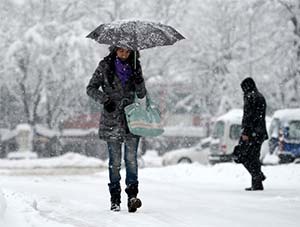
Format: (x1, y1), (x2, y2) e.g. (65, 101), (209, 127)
(86, 20), (185, 50)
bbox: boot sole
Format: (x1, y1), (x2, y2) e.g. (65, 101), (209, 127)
(111, 208), (121, 212)
(111, 207), (121, 212)
(245, 187), (264, 191)
(128, 198), (142, 212)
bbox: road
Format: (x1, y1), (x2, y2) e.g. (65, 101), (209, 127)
(0, 164), (300, 227)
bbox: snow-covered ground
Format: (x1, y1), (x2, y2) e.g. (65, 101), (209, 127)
(0, 152), (107, 169)
(0, 154), (300, 227)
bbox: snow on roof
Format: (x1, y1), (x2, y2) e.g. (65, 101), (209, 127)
(0, 126), (99, 141)
(216, 109), (243, 124)
(16, 124), (32, 132)
(61, 128), (98, 137)
(0, 129), (18, 141)
(35, 125), (59, 138)
(272, 108), (300, 122)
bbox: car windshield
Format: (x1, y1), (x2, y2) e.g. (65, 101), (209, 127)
(212, 121), (224, 138)
(230, 124), (241, 140)
(287, 121), (300, 140)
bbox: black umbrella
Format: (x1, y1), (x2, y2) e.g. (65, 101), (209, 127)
(86, 20), (185, 51)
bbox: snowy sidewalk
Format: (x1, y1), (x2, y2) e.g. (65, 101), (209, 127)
(0, 163), (300, 227)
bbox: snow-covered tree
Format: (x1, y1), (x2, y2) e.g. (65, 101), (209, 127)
(0, 0), (299, 130)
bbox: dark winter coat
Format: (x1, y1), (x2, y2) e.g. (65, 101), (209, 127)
(240, 77), (268, 144)
(86, 53), (147, 142)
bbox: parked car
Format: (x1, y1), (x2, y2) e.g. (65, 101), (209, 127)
(268, 108), (300, 163)
(146, 126), (206, 156)
(208, 109), (243, 164)
(162, 141), (209, 166)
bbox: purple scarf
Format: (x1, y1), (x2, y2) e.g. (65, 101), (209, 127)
(115, 58), (132, 88)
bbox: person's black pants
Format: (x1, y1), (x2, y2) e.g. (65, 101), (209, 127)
(242, 142), (264, 180)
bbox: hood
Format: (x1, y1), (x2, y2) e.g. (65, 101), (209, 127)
(240, 77), (257, 93)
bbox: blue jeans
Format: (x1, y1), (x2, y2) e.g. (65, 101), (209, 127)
(107, 138), (139, 187)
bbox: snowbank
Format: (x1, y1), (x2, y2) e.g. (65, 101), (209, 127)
(142, 150), (163, 167)
(7, 151), (38, 160)
(140, 162), (300, 188)
(0, 152), (107, 169)
(263, 153), (280, 165)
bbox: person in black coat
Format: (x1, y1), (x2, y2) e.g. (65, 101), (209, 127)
(86, 46), (146, 212)
(240, 77), (268, 191)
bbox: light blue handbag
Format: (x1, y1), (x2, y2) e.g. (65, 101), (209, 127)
(124, 93), (164, 137)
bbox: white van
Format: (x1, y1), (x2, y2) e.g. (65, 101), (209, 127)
(208, 109), (243, 164)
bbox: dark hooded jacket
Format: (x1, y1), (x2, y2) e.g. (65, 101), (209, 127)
(240, 77), (268, 143)
(86, 50), (147, 142)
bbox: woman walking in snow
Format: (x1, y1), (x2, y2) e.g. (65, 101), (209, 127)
(86, 45), (146, 212)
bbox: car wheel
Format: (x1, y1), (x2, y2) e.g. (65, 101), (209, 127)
(209, 160), (217, 165)
(278, 153), (295, 164)
(178, 157), (192, 164)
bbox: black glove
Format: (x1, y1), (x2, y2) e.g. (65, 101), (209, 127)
(133, 71), (144, 84)
(104, 98), (116, 113)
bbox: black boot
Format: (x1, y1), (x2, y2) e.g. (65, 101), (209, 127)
(109, 183), (121, 211)
(125, 184), (142, 213)
(245, 180), (263, 191)
(245, 174), (266, 191)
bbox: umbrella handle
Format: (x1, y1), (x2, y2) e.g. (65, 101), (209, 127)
(134, 51), (137, 70)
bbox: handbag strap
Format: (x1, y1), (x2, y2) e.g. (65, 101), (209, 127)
(134, 92), (154, 108)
